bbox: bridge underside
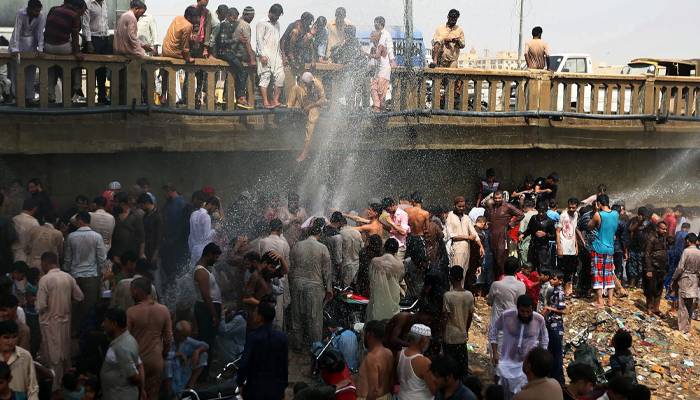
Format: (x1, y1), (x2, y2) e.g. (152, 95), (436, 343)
(2, 111), (700, 155)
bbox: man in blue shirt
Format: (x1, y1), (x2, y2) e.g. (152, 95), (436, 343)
(237, 302), (288, 400)
(326, 319), (359, 372)
(588, 195), (619, 308)
(431, 354), (477, 400)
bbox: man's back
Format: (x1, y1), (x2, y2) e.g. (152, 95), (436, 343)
(37, 269), (82, 319)
(488, 276), (526, 318)
(406, 207), (429, 236)
(339, 227), (363, 266)
(514, 377), (563, 400)
(358, 345), (394, 397)
(127, 301), (172, 360)
(289, 237), (330, 284)
(443, 289), (474, 345)
(237, 324), (288, 395)
(524, 38), (550, 70)
(162, 16), (193, 58)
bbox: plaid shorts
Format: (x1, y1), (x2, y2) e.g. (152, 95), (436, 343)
(591, 251), (616, 290)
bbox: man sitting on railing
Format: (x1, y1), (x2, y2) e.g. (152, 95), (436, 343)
(43, 0), (86, 104)
(9, 0), (45, 105)
(162, 6), (198, 104)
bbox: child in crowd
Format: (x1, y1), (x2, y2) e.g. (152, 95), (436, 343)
(537, 269), (553, 313)
(544, 271), (566, 384)
(62, 372), (85, 400)
(606, 329), (637, 384)
(442, 266), (475, 382)
(10, 262), (29, 307)
(474, 216), (492, 296)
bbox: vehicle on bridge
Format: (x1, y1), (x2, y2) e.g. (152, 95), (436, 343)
(623, 58), (698, 77)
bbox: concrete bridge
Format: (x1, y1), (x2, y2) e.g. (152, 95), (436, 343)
(1, 53), (699, 207)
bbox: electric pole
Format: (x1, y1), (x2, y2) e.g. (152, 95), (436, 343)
(517, 0), (524, 61)
(404, 0), (414, 67)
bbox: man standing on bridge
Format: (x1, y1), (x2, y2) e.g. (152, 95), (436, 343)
(9, 0), (45, 105)
(524, 26), (550, 70)
(431, 9), (465, 69)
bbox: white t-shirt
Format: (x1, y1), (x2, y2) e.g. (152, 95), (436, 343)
(557, 211), (578, 255)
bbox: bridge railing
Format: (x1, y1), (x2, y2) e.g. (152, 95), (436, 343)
(2, 52), (700, 120)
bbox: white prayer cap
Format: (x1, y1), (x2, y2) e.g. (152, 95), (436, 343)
(301, 72), (314, 83)
(410, 323), (432, 338)
(108, 181), (122, 190)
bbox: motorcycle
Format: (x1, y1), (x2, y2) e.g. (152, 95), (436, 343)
(324, 286), (422, 328)
(179, 358), (241, 400)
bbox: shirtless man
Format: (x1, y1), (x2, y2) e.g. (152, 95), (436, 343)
(406, 192), (430, 268)
(345, 203), (385, 238)
(357, 320), (394, 400)
(384, 311), (433, 354)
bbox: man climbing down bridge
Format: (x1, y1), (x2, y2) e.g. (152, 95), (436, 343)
(287, 71), (326, 162)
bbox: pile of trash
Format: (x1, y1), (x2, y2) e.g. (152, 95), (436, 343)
(469, 290), (700, 399)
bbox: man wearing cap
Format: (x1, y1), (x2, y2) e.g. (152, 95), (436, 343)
(488, 295), (548, 400)
(397, 324), (435, 400)
(287, 71), (326, 162)
(289, 219), (332, 353)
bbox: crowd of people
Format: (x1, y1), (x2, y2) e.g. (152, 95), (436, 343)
(0, 168), (697, 400)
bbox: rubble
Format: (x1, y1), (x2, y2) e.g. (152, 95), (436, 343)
(469, 289), (700, 399)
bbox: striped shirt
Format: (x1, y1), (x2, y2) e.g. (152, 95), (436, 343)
(44, 5), (81, 46)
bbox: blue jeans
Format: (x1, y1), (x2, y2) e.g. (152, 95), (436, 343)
(547, 327), (564, 384)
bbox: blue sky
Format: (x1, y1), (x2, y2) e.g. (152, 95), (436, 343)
(145, 0), (699, 65)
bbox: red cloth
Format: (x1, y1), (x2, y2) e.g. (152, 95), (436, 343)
(321, 366), (356, 400)
(663, 213), (677, 237)
(516, 271), (540, 304)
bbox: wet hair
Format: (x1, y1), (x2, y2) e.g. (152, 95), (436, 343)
(612, 329), (632, 352)
(486, 168), (495, 178)
(553, 271), (564, 281)
(0, 361), (10, 380)
(270, 218), (283, 232)
(0, 320), (18, 336)
(369, 203), (384, 215)
(637, 206), (650, 218)
(129, 0), (146, 10)
(596, 194), (610, 206)
(548, 199), (557, 209)
(309, 218), (325, 236)
(184, 6), (199, 20)
(374, 16), (386, 28)
(104, 308), (127, 328)
(202, 243), (222, 257)
(449, 266), (464, 282)
(260, 251), (279, 266)
(485, 385), (504, 400)
(269, 3), (283, 16)
(28, 0), (43, 10)
(257, 301), (276, 322)
(411, 191), (423, 204)
(206, 197), (220, 209)
(136, 192), (153, 205)
(130, 277), (152, 295)
(94, 196), (107, 208)
(567, 197), (579, 206)
(681, 222), (691, 230)
(525, 347), (552, 378)
(567, 362), (596, 384)
(516, 294), (533, 309)
(335, 7), (346, 18)
(41, 251), (58, 265)
(76, 211), (91, 224)
(11, 262), (28, 276)
(532, 26), (543, 37)
(687, 233), (698, 243)
(384, 238), (399, 255)
(0, 294), (19, 309)
(315, 16), (327, 27)
(330, 211), (344, 224)
(504, 256), (520, 275)
(227, 7), (239, 17)
(430, 354), (462, 380)
(382, 197), (397, 209)
(364, 320), (385, 341)
(448, 9), (460, 18)
(22, 198), (37, 211)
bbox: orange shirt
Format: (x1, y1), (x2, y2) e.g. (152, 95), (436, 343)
(162, 16), (193, 58)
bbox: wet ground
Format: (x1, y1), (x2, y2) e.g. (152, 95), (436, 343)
(287, 287), (700, 399)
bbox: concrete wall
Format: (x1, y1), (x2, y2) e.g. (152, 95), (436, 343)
(2, 149), (698, 213)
